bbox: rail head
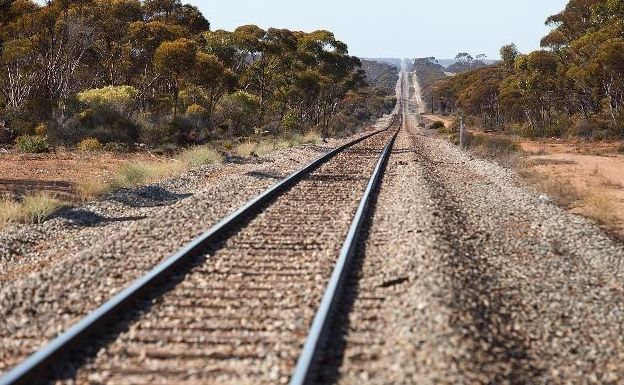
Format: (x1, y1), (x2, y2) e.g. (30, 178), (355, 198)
(288, 121), (400, 385)
(0, 114), (399, 385)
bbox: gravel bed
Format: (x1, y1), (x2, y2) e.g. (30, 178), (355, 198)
(0, 117), (394, 377)
(55, 127), (397, 385)
(325, 108), (624, 383)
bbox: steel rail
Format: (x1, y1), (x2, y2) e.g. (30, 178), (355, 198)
(0, 117), (397, 385)
(288, 115), (400, 385)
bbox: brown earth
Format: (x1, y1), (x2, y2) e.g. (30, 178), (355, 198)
(0, 150), (158, 200)
(421, 113), (624, 236)
(522, 144), (624, 236)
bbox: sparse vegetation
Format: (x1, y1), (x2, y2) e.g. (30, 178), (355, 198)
(0, 193), (62, 228)
(177, 146), (223, 168)
(15, 135), (49, 153)
(458, 132), (521, 167)
(429, 121), (445, 130)
(233, 131), (322, 158)
(581, 189), (619, 225)
(77, 138), (103, 152)
(76, 145), (224, 200)
(521, 171), (582, 207)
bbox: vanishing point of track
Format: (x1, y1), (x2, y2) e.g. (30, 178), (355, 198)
(1, 103), (402, 384)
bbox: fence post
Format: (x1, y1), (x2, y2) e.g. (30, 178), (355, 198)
(459, 116), (466, 149)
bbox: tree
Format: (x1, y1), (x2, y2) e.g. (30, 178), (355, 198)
(455, 52), (474, 64)
(190, 52), (236, 128)
(154, 38), (197, 118)
(500, 44), (519, 68)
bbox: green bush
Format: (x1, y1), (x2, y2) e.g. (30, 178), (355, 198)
(15, 134), (49, 153)
(77, 137), (103, 152)
(281, 111), (299, 131)
(77, 85), (138, 114)
(429, 120), (445, 130)
(617, 144), (624, 154)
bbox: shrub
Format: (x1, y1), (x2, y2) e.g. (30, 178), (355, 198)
(429, 120), (445, 130)
(177, 146), (223, 167)
(185, 103), (206, 117)
(22, 193), (61, 223)
(439, 119), (458, 135)
(219, 91), (260, 136)
(77, 85), (138, 114)
(103, 142), (129, 152)
(281, 111), (299, 131)
(77, 137), (103, 152)
(15, 134), (49, 153)
(34, 123), (47, 135)
(0, 193), (62, 227)
(617, 144), (624, 154)
(571, 119), (592, 138)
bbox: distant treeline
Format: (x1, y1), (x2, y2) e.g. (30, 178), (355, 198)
(425, 0), (624, 139)
(0, 0), (397, 146)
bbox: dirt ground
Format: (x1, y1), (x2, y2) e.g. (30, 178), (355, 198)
(521, 139), (624, 236)
(420, 113), (624, 236)
(0, 150), (156, 200)
(422, 114), (454, 127)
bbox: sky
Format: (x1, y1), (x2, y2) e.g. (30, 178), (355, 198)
(191, 0), (569, 59)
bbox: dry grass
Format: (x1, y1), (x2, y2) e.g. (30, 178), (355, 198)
(522, 167), (620, 228)
(76, 178), (111, 201)
(0, 193), (62, 228)
(234, 141), (257, 157)
(77, 145), (223, 200)
(581, 188), (619, 225)
(234, 131), (322, 158)
(177, 146), (223, 168)
(0, 199), (23, 227)
(521, 170), (583, 207)
(462, 133), (522, 167)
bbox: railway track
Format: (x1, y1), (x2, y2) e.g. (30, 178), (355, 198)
(0, 94), (402, 384)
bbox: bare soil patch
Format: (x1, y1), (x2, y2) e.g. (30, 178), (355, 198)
(422, 114), (624, 236)
(524, 150), (624, 234)
(0, 150), (157, 199)
(422, 114), (454, 127)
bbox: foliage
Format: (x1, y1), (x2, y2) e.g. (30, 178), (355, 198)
(15, 134), (49, 153)
(0, 0), (391, 147)
(77, 137), (103, 151)
(429, 0), (624, 139)
(77, 86), (138, 114)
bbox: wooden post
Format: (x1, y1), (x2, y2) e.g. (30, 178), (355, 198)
(460, 116), (466, 149)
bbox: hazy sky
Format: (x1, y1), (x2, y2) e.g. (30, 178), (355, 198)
(191, 0), (568, 59)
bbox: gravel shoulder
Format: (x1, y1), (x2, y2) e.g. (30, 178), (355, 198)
(0, 117), (394, 376)
(328, 72), (624, 383)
